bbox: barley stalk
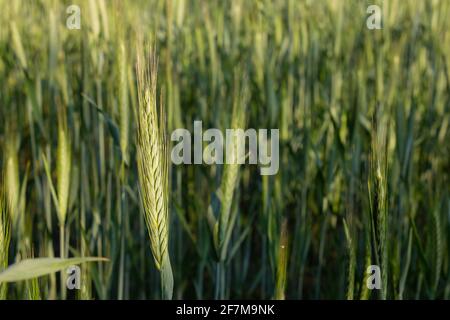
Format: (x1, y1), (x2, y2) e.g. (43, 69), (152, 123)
(360, 210), (372, 300)
(343, 218), (355, 300)
(212, 72), (249, 299)
(217, 73), (249, 260)
(274, 219), (288, 300)
(135, 42), (173, 299)
(10, 22), (27, 70)
(4, 128), (19, 226)
(369, 110), (389, 299)
(0, 175), (11, 299)
(432, 205), (442, 293)
(118, 40), (129, 168)
(40, 103), (71, 299)
(56, 108), (71, 227)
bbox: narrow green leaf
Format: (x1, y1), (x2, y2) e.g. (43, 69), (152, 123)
(0, 257), (108, 283)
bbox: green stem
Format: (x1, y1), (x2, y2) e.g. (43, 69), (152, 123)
(214, 261), (226, 299)
(60, 223), (66, 300)
(160, 254), (173, 300)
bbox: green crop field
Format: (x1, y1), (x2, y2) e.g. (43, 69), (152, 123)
(0, 0), (449, 300)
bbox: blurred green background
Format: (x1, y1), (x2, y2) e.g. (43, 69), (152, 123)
(0, 0), (449, 299)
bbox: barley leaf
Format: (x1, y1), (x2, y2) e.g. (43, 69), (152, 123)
(0, 257), (108, 283)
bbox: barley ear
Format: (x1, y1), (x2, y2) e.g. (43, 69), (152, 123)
(10, 22), (28, 70)
(369, 109), (389, 299)
(4, 125), (19, 226)
(56, 104), (71, 226)
(217, 72), (249, 261)
(118, 40), (129, 168)
(136, 41), (173, 299)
